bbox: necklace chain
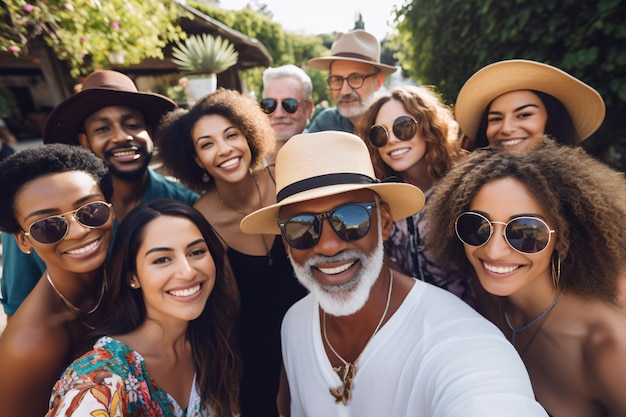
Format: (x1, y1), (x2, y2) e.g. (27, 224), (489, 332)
(216, 172), (272, 265)
(323, 269), (394, 405)
(46, 272), (106, 319)
(504, 289), (563, 355)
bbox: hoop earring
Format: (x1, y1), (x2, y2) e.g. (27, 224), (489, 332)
(202, 170), (211, 183)
(551, 252), (561, 288)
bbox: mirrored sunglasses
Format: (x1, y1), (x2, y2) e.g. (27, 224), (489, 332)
(455, 211), (555, 254)
(260, 98), (299, 114)
(278, 202), (376, 250)
(368, 115), (418, 147)
(24, 201), (113, 244)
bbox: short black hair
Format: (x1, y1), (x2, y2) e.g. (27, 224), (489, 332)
(0, 144), (112, 233)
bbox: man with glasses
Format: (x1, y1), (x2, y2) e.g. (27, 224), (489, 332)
(0, 70), (199, 318)
(240, 131), (549, 416)
(307, 30), (396, 134)
(261, 64), (314, 165)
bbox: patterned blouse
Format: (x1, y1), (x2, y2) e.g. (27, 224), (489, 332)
(46, 336), (213, 417)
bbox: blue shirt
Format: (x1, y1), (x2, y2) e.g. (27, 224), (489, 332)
(306, 107), (354, 133)
(0, 168), (199, 315)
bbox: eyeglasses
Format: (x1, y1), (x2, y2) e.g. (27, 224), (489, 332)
(326, 73), (378, 90)
(23, 201), (113, 244)
(278, 202), (376, 250)
(455, 211), (555, 254)
(368, 115), (418, 147)
(260, 98), (300, 114)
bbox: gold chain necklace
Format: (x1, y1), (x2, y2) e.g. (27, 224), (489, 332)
(46, 272), (106, 319)
(322, 269), (393, 405)
(216, 172), (272, 265)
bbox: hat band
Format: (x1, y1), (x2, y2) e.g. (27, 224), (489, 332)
(277, 173), (378, 203)
(333, 52), (378, 64)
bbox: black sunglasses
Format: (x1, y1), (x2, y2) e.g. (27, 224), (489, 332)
(23, 201), (112, 244)
(260, 98), (300, 114)
(455, 211), (555, 254)
(368, 115), (418, 148)
(278, 202), (376, 250)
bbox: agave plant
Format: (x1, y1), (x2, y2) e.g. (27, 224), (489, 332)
(171, 33), (239, 75)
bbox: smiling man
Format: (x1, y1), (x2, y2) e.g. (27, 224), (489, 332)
(241, 131), (550, 417)
(1, 70), (199, 317)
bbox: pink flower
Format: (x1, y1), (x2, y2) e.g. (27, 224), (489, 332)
(60, 52), (67, 57)
(111, 21), (119, 30)
(64, 2), (74, 11)
(80, 36), (86, 43)
(7, 45), (20, 53)
(23, 4), (33, 12)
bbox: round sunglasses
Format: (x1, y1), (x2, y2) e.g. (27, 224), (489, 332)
(260, 98), (300, 114)
(455, 211), (556, 254)
(278, 202), (376, 250)
(368, 115), (417, 148)
(23, 201), (113, 244)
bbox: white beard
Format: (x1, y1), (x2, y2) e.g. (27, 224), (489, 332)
(288, 219), (384, 317)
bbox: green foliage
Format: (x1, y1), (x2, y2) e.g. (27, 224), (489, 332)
(0, 87), (19, 118)
(395, 0), (626, 169)
(1, 0), (185, 78)
(171, 33), (238, 75)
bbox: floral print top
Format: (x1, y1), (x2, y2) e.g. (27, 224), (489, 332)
(46, 336), (214, 417)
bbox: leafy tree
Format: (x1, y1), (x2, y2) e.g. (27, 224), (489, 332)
(395, 0), (626, 170)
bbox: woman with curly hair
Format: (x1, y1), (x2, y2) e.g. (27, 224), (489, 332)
(423, 140), (626, 417)
(46, 199), (240, 417)
(355, 85), (473, 303)
(157, 89), (307, 417)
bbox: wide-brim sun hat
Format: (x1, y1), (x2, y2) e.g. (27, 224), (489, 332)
(43, 70), (177, 145)
(308, 29), (397, 75)
(455, 59), (605, 143)
(240, 131), (424, 235)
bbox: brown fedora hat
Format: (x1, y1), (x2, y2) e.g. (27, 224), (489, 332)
(43, 70), (177, 145)
(455, 59), (605, 143)
(308, 30), (397, 75)
(240, 131), (424, 235)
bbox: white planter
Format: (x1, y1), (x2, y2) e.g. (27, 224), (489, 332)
(187, 74), (217, 105)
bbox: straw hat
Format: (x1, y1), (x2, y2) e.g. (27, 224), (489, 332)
(43, 70), (177, 145)
(308, 30), (397, 75)
(240, 131), (424, 235)
(455, 59), (605, 142)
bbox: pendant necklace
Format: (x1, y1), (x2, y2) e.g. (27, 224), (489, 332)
(504, 289), (563, 356)
(216, 172), (272, 265)
(46, 272), (106, 329)
(322, 269), (393, 405)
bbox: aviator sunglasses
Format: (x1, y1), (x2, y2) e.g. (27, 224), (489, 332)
(278, 202), (376, 250)
(260, 98), (300, 114)
(455, 211), (556, 254)
(368, 115), (418, 148)
(23, 201), (113, 244)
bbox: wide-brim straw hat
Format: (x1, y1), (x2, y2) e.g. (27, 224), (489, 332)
(240, 131), (424, 235)
(43, 70), (177, 145)
(308, 29), (397, 75)
(455, 59), (605, 143)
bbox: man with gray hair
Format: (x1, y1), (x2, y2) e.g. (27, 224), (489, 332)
(261, 64), (314, 165)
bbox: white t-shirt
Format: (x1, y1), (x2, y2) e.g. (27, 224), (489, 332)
(282, 280), (548, 417)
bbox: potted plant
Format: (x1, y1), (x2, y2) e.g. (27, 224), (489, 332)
(171, 33), (239, 103)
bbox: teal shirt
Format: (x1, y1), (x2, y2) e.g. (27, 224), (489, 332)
(306, 107), (354, 134)
(0, 168), (199, 315)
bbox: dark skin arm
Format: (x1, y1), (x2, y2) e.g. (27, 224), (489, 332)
(277, 362), (291, 417)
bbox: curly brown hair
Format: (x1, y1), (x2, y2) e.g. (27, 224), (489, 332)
(355, 85), (462, 182)
(156, 88), (275, 191)
(423, 140), (626, 304)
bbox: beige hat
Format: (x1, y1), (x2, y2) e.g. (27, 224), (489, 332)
(240, 131), (424, 235)
(308, 30), (397, 75)
(455, 59), (605, 143)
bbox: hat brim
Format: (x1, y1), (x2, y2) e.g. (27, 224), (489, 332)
(241, 182), (424, 235)
(308, 56), (397, 75)
(455, 60), (605, 143)
(43, 89), (177, 145)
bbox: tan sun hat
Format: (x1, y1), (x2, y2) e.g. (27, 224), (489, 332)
(308, 29), (397, 75)
(455, 59), (605, 143)
(240, 131), (424, 235)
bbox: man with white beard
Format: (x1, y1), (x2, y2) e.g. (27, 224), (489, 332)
(240, 131), (549, 417)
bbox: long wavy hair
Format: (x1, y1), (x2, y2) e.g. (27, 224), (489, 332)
(157, 88), (275, 192)
(423, 140), (626, 304)
(355, 85), (462, 183)
(97, 199), (241, 416)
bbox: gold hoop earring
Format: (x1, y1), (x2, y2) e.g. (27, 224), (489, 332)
(551, 252), (561, 288)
